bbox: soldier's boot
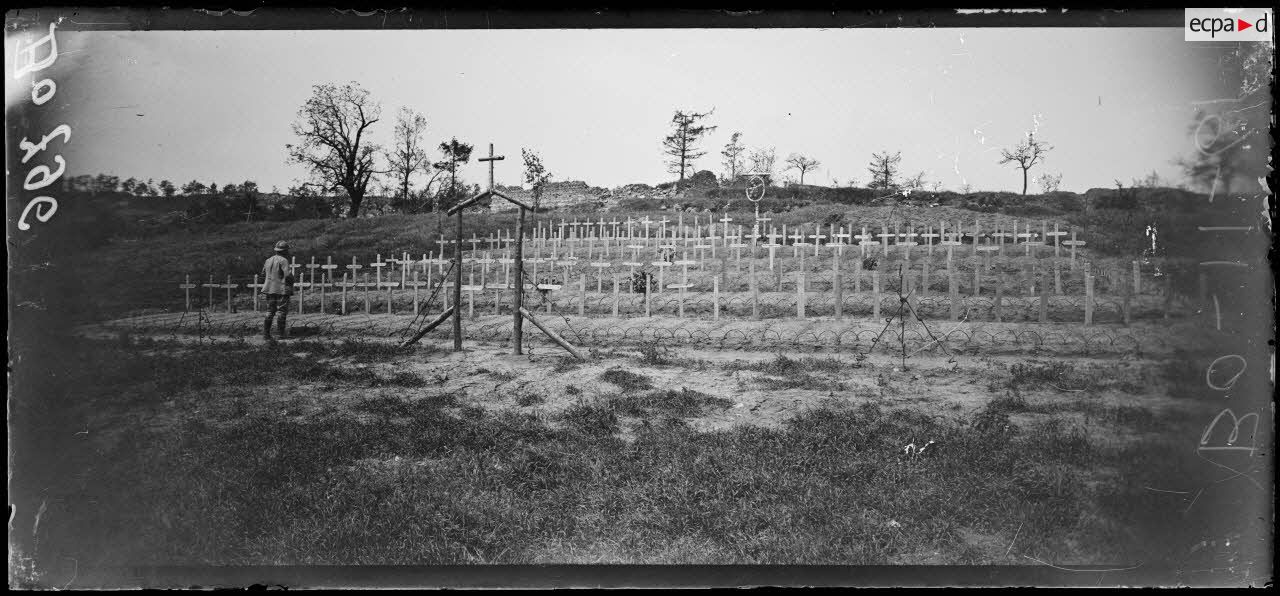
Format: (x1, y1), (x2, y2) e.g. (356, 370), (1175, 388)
(263, 318), (275, 342)
(278, 319), (288, 339)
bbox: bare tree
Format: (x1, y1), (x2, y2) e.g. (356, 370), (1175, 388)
(866, 150), (902, 190)
(903, 171), (927, 191)
(286, 82), (383, 218)
(386, 107), (432, 206)
(998, 133), (1053, 195)
(784, 153), (821, 185)
(662, 109), (717, 187)
(721, 131), (746, 182)
(747, 146), (777, 177)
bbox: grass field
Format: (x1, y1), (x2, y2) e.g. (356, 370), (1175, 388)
(8, 325), (1268, 576)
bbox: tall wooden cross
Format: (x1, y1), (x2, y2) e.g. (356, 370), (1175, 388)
(413, 143), (581, 360)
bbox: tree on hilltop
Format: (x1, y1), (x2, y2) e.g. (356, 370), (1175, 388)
(867, 150), (902, 190)
(287, 81), (383, 218)
(433, 137), (474, 213)
(784, 153), (821, 186)
(386, 107), (432, 208)
(662, 109), (717, 188)
(998, 133), (1052, 195)
(721, 132), (746, 182)
(522, 149), (553, 210)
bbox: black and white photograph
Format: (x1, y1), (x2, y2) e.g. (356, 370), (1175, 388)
(6, 7), (1274, 589)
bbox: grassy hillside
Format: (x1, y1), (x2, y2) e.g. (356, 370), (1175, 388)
(8, 184), (1260, 327)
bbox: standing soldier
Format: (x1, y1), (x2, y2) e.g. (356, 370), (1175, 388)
(261, 240), (294, 342)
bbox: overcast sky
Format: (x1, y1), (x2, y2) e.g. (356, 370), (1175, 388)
(46, 27), (1219, 193)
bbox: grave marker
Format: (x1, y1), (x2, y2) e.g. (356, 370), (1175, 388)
(179, 274), (197, 312)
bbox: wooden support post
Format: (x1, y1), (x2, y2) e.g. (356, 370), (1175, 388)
(994, 280), (1003, 323)
(833, 256), (843, 320)
(1132, 260), (1141, 295)
(713, 277), (720, 319)
(341, 272), (348, 315)
(249, 274), (257, 312)
(948, 266), (958, 321)
(1122, 284), (1132, 327)
(453, 209), (463, 351)
(854, 258), (862, 295)
(579, 274), (587, 317)
(514, 207), (526, 354)
(921, 259), (930, 298)
(1054, 260), (1062, 295)
(519, 307), (586, 360)
(364, 273), (372, 313)
(972, 263), (981, 297)
(872, 269), (881, 321)
(412, 270), (420, 315)
(1038, 274), (1048, 323)
(645, 278), (652, 317)
(401, 306), (455, 347)
(796, 271), (806, 318)
(612, 273), (620, 317)
(750, 259), (760, 320)
(1084, 272), (1095, 325)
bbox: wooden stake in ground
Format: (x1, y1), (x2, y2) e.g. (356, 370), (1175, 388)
(339, 272), (350, 315)
(796, 270), (806, 319)
(612, 273), (620, 317)
(363, 272), (373, 313)
(1084, 268), (1095, 325)
(872, 268), (881, 321)
(833, 255), (843, 320)
(750, 259), (760, 319)
(948, 265), (958, 321)
(713, 277), (720, 319)
(519, 307), (586, 360)
(1038, 271), (1049, 323)
(994, 278), (1003, 323)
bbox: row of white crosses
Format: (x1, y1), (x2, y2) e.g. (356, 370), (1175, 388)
(179, 252), (1149, 328)
(504, 217), (1089, 271)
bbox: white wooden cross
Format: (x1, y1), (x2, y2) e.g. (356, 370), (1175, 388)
(321, 256), (338, 284)
(788, 230), (807, 258)
(1062, 229), (1086, 266)
(808, 229), (826, 257)
(477, 252), (496, 288)
(649, 255), (673, 293)
(406, 270), (428, 315)
(218, 275), (238, 313)
(590, 260), (611, 293)
(179, 274), (198, 312)
(640, 215), (653, 240)
(1046, 222), (1068, 258)
(670, 252), (698, 318)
